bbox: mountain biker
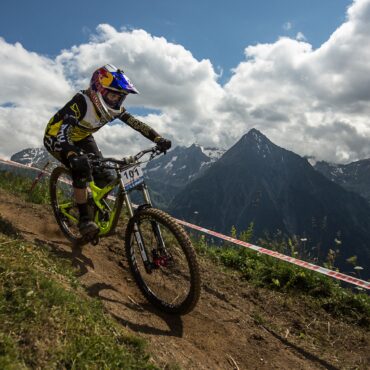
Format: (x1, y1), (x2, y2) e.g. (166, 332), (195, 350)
(44, 64), (171, 236)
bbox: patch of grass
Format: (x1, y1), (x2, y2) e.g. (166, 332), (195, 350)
(0, 170), (50, 204)
(0, 333), (25, 369)
(0, 232), (157, 369)
(194, 235), (370, 327)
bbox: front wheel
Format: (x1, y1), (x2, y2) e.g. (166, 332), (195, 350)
(125, 208), (201, 314)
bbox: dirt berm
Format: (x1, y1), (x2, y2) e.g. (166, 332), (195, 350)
(0, 189), (368, 369)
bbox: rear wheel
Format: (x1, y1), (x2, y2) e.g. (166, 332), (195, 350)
(49, 167), (84, 244)
(125, 207), (201, 314)
(50, 167), (124, 244)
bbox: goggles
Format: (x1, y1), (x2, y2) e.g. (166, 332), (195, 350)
(102, 89), (128, 109)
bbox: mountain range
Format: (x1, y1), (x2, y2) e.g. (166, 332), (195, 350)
(144, 144), (225, 208)
(10, 147), (58, 169)
(169, 129), (370, 277)
(7, 130), (370, 277)
(314, 159), (370, 205)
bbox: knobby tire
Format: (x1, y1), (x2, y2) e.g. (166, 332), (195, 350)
(49, 166), (124, 245)
(125, 207), (201, 314)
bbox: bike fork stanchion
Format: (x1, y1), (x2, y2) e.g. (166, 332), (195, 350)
(122, 181), (135, 218)
(142, 184), (166, 250)
(142, 184), (152, 206)
(123, 185), (152, 272)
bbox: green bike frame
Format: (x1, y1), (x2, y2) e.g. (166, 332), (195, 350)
(89, 179), (121, 235)
(58, 168), (153, 238)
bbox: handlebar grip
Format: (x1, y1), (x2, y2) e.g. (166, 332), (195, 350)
(123, 155), (135, 165)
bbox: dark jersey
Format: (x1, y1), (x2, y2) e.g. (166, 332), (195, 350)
(44, 91), (160, 155)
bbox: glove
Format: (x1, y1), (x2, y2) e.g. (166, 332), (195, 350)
(123, 155), (135, 165)
(155, 137), (172, 152)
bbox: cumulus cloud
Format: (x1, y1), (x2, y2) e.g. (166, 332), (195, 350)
(55, 24), (226, 155)
(0, 26), (225, 158)
(223, 0), (370, 162)
(1, 0), (370, 163)
(0, 38), (74, 157)
(296, 32), (306, 41)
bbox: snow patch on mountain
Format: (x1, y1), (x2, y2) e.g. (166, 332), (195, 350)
(250, 130), (272, 157)
(10, 147), (58, 169)
(164, 156), (178, 170)
(200, 147), (225, 162)
(147, 165), (161, 172)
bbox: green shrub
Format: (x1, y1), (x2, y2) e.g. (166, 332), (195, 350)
(194, 231), (370, 327)
(0, 170), (50, 204)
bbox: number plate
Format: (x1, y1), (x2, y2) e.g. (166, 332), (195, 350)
(121, 165), (144, 190)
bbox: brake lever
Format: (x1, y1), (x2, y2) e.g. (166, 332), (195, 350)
(150, 148), (163, 160)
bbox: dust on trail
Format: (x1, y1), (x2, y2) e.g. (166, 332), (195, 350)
(0, 189), (367, 370)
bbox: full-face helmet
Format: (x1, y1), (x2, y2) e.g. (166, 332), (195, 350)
(89, 64), (139, 122)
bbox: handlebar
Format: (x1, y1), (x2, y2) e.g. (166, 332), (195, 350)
(88, 145), (163, 170)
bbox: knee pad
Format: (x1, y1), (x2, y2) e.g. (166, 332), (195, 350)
(71, 168), (91, 189)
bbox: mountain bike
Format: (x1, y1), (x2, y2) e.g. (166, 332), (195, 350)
(49, 145), (201, 314)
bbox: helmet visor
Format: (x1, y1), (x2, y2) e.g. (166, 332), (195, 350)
(102, 89), (127, 109)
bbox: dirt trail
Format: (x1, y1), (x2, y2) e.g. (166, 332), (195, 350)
(0, 189), (368, 369)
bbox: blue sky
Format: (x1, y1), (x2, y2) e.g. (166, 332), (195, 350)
(2, 0), (370, 163)
(0, 0), (351, 82)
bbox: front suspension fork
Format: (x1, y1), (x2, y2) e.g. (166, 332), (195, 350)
(123, 182), (158, 272)
(141, 184), (166, 251)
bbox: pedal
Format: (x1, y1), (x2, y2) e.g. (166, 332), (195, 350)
(79, 229), (100, 246)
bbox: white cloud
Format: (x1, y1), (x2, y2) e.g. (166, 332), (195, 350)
(296, 32), (306, 41)
(0, 37), (74, 157)
(283, 22), (292, 31)
(55, 24), (226, 156)
(1, 0), (370, 164)
(223, 0), (370, 162)
(0, 39), (73, 109)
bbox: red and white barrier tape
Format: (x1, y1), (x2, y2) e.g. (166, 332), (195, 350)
(177, 220), (370, 290)
(1, 157), (369, 290)
(0, 158), (50, 173)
